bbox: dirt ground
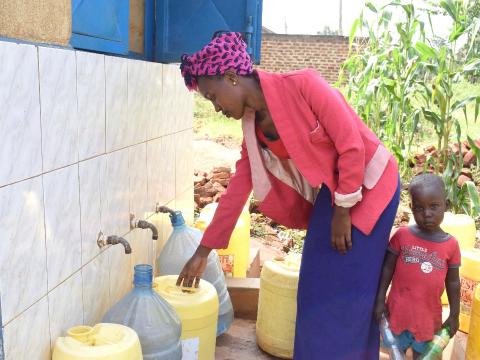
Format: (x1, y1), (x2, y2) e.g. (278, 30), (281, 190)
(193, 139), (240, 173)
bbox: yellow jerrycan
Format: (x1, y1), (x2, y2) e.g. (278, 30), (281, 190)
(195, 202), (250, 278)
(154, 275), (219, 360)
(459, 248), (480, 333)
(256, 253), (301, 359)
(466, 285), (480, 359)
(440, 212), (476, 250)
(52, 323), (142, 360)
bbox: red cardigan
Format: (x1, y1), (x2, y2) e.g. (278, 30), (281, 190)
(200, 69), (399, 249)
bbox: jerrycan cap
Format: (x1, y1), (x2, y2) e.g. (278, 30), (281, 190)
(272, 253), (302, 272)
(153, 275), (219, 319)
(170, 211), (185, 227)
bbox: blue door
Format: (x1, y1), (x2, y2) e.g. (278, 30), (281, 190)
(70, 0), (130, 55)
(155, 0), (263, 63)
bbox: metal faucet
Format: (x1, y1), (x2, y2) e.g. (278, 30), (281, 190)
(97, 232), (132, 254)
(130, 213), (158, 240)
(155, 203), (176, 216)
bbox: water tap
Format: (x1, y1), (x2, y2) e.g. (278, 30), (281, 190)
(97, 232), (132, 254)
(130, 213), (158, 240)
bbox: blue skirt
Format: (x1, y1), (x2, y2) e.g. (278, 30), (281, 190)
(294, 180), (400, 360)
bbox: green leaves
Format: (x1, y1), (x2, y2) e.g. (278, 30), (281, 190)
(415, 42), (437, 59)
(464, 59), (480, 72)
(451, 96), (480, 114)
(461, 181), (480, 217)
(349, 18), (361, 51)
(340, 0), (480, 216)
(365, 2), (377, 13)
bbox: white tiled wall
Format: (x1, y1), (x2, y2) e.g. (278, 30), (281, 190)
(76, 51), (106, 161)
(0, 42), (42, 187)
(39, 47), (79, 172)
(0, 41), (194, 360)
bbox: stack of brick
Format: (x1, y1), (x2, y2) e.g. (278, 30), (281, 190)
(194, 166), (232, 209)
(409, 139), (479, 187)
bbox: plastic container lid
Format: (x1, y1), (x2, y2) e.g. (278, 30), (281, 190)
(154, 276), (218, 321)
(170, 211), (185, 227)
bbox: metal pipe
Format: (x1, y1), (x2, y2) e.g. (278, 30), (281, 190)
(136, 220), (158, 240)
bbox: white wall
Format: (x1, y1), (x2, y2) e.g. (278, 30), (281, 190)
(0, 41), (194, 359)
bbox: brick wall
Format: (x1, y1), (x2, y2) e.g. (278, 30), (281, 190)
(258, 33), (350, 84)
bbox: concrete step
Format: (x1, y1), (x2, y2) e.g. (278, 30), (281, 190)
(226, 277), (260, 321)
(247, 246), (261, 278)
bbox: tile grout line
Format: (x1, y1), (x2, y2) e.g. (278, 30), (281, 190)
(75, 161), (86, 326)
(36, 44), (53, 355)
(103, 55), (107, 157)
(75, 52), (86, 325)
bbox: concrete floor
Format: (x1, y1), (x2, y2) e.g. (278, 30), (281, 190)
(216, 318), (468, 360)
(216, 319), (278, 360)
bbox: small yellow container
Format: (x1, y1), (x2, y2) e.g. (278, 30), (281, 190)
(195, 203), (250, 278)
(52, 323), (142, 360)
(154, 275), (219, 360)
(466, 285), (480, 359)
(460, 248), (480, 333)
(256, 253), (301, 359)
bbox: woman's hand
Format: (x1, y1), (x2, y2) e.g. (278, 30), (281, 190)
(176, 245), (212, 288)
(331, 205), (352, 255)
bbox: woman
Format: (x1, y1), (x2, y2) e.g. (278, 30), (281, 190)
(177, 31), (400, 359)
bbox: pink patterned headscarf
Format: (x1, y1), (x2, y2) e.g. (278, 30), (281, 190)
(180, 32), (253, 91)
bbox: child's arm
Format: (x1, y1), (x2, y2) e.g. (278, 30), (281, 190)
(443, 267), (460, 335)
(374, 251), (398, 322)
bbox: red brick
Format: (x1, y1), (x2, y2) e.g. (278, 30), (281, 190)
(464, 150), (477, 167)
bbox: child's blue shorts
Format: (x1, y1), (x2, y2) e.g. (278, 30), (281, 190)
(393, 330), (429, 354)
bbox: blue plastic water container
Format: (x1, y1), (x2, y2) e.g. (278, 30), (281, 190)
(102, 264), (182, 359)
(156, 211), (234, 336)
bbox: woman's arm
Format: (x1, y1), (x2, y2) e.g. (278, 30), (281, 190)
(177, 140), (253, 287)
(200, 140), (253, 249)
(300, 70), (365, 202)
(300, 70), (366, 253)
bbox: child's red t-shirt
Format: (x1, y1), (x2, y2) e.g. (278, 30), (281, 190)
(386, 226), (461, 342)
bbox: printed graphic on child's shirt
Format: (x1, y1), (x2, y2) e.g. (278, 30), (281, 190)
(400, 245), (446, 273)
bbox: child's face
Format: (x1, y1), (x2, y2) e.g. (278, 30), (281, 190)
(410, 185), (446, 233)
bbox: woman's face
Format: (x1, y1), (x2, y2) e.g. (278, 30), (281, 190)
(197, 75), (245, 120)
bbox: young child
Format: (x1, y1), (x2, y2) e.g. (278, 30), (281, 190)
(374, 173), (461, 359)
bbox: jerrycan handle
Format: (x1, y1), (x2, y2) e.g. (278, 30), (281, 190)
(67, 325), (117, 345)
(68, 326), (95, 343)
(164, 284), (200, 295)
(272, 255), (301, 271)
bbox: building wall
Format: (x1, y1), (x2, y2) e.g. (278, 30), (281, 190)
(0, 0), (71, 45)
(0, 41), (194, 359)
(258, 33), (351, 84)
(129, 0), (145, 54)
